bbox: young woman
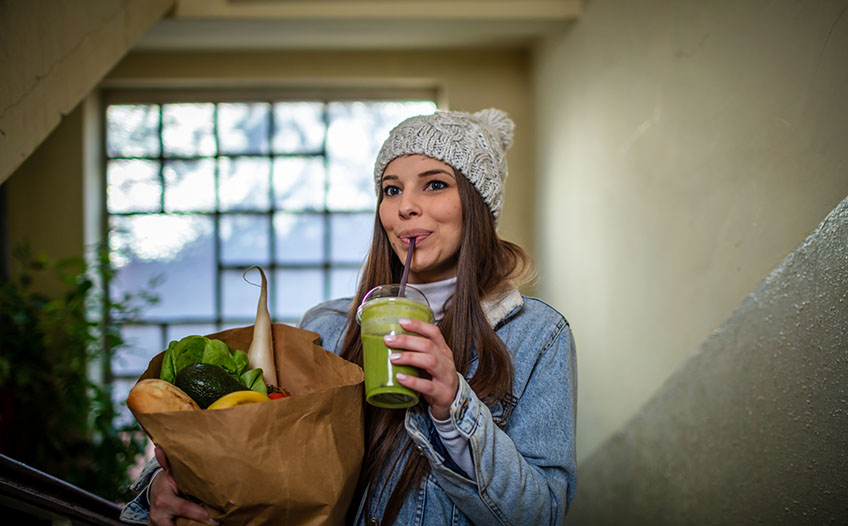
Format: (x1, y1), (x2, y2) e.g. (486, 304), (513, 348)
(122, 108), (577, 526)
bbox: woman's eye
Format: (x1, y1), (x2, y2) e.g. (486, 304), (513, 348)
(383, 185), (401, 197)
(426, 180), (448, 191)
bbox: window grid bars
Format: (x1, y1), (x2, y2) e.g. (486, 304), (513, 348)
(105, 101), (373, 373)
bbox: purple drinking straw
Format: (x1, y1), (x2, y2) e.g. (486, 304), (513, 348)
(398, 237), (416, 296)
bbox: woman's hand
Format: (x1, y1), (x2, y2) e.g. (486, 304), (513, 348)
(385, 318), (459, 420)
(149, 446), (218, 526)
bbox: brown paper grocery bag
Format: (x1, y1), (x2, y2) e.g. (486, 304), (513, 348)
(132, 323), (365, 526)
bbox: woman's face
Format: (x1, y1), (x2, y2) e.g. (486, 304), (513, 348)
(379, 155), (463, 284)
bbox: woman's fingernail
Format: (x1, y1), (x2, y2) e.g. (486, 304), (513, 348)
(208, 520), (221, 526)
(396, 373), (408, 380)
(390, 353), (402, 361)
(398, 318), (411, 325)
(384, 334), (396, 343)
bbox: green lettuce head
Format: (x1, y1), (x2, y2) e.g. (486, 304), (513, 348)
(160, 335), (267, 395)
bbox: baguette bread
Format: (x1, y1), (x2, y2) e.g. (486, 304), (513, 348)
(127, 379), (201, 415)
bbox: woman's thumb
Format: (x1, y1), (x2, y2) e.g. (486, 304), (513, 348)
(154, 445), (171, 472)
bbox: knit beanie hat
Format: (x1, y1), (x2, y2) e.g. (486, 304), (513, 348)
(374, 108), (515, 220)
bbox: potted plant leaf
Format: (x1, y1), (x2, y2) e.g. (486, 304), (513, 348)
(0, 244), (153, 502)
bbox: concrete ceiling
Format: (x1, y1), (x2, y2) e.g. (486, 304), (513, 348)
(134, 0), (583, 51)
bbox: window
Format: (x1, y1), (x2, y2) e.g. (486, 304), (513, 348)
(105, 97), (436, 418)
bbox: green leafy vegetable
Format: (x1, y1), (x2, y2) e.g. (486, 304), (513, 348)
(160, 335), (267, 395)
(239, 368), (267, 393)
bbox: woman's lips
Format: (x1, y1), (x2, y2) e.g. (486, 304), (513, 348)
(398, 230), (431, 245)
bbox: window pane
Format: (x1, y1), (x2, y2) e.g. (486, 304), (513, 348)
(110, 215), (216, 319)
(275, 269), (323, 319)
(166, 324), (220, 344)
(222, 269), (265, 320)
(163, 103), (216, 157)
(330, 268), (360, 300)
(107, 104), (160, 157)
(330, 213), (373, 264)
(219, 103), (270, 155)
(112, 378), (137, 428)
(220, 214), (271, 265)
(273, 102), (325, 153)
(107, 159), (161, 213)
(274, 212), (323, 264)
(273, 156), (324, 211)
(326, 161), (374, 211)
(164, 159), (216, 212)
(219, 157), (271, 211)
(326, 103), (378, 211)
(113, 324), (162, 375)
(326, 101), (436, 211)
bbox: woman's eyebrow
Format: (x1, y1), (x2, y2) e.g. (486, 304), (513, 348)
(382, 169), (454, 182)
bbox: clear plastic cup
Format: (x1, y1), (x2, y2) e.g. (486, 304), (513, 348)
(356, 284), (433, 408)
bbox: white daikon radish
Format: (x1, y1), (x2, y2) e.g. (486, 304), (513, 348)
(245, 266), (277, 387)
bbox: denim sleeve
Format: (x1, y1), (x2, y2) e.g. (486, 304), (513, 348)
(429, 402), (476, 481)
(426, 406), (473, 481)
(405, 318), (577, 526)
(119, 457), (161, 524)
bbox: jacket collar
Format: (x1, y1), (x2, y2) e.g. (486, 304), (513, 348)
(481, 286), (524, 328)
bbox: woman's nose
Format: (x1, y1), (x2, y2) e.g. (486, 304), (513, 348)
(398, 192), (421, 218)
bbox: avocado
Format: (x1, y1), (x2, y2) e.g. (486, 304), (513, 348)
(175, 363), (249, 409)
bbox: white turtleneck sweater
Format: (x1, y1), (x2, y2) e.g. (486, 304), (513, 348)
(409, 277), (476, 482)
(409, 276), (456, 323)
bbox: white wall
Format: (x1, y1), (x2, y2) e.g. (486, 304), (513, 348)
(533, 0), (848, 461)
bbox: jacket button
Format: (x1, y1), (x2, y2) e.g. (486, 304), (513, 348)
(368, 518), (379, 526)
(415, 445), (424, 455)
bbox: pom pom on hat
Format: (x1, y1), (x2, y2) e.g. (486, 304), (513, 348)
(374, 107), (515, 220)
(473, 108), (514, 152)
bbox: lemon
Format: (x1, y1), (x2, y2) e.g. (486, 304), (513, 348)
(207, 390), (271, 410)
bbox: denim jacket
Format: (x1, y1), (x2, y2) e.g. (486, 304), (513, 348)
(300, 287), (577, 526)
(121, 288), (576, 526)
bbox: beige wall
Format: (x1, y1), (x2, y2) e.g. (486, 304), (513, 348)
(0, 0), (173, 184)
(570, 195), (848, 524)
(5, 102), (87, 296)
(533, 0), (848, 461)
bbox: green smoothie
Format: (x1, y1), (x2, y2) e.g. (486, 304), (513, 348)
(357, 288), (433, 409)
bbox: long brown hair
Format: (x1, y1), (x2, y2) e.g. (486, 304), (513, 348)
(340, 165), (530, 524)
